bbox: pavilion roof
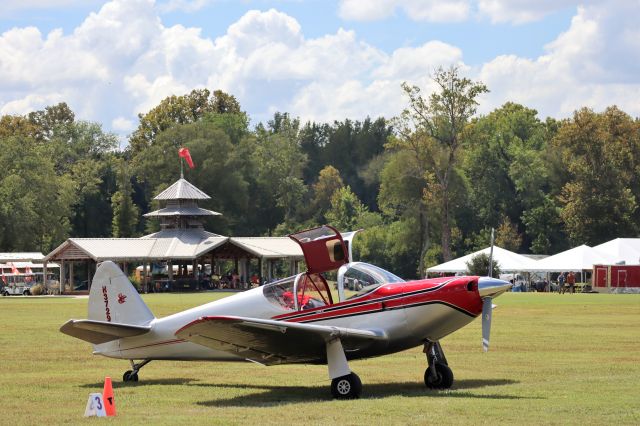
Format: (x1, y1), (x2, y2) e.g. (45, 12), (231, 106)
(153, 178), (210, 201)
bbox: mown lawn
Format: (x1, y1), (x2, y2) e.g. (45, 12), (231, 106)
(1, 292), (639, 425)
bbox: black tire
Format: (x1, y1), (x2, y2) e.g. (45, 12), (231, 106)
(123, 370), (138, 382)
(23, 290), (30, 296)
(331, 373), (362, 399)
(3, 291), (8, 297)
(424, 363), (454, 389)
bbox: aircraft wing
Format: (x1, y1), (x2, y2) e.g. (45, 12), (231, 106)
(60, 319), (151, 344)
(175, 316), (387, 365)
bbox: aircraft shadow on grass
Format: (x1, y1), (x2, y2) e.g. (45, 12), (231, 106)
(79, 378), (196, 388)
(191, 379), (538, 407)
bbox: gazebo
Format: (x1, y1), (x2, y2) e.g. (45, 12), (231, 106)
(44, 177), (303, 293)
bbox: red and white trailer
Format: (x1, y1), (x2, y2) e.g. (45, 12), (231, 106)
(593, 264), (640, 293)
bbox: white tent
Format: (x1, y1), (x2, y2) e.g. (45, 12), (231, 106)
(528, 244), (613, 272)
(592, 238), (640, 265)
(426, 246), (539, 274)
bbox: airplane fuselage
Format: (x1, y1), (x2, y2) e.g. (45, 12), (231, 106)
(95, 276), (483, 363)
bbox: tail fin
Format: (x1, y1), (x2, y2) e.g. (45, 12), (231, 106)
(88, 261), (155, 325)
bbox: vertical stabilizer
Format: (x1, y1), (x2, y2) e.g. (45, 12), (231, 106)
(88, 261), (155, 325)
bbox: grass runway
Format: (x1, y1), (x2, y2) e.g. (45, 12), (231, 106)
(1, 292), (639, 425)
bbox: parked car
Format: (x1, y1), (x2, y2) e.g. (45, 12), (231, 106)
(2, 281), (35, 296)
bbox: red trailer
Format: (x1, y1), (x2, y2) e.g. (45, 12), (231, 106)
(592, 264), (640, 292)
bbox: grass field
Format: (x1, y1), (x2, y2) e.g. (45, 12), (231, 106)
(1, 292), (639, 425)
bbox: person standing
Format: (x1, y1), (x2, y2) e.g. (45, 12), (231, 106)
(558, 272), (566, 294)
(567, 271), (576, 294)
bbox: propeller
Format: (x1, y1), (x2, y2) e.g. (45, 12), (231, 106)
(478, 277), (512, 352)
(482, 297), (492, 352)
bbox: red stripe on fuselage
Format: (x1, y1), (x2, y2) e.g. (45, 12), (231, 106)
(272, 277), (482, 323)
(119, 338), (186, 352)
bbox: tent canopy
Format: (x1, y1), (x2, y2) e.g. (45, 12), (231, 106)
(592, 238), (640, 265)
(527, 245), (613, 272)
(427, 246), (539, 274)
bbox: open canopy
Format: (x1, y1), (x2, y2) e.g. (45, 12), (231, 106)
(426, 246), (539, 274)
(289, 225), (348, 274)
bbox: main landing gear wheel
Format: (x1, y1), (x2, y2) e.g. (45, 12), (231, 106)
(331, 373), (362, 399)
(122, 359), (150, 382)
(424, 363), (454, 389)
(123, 370), (139, 382)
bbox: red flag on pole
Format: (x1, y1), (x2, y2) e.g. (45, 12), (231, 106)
(1, 272), (6, 285)
(178, 147), (195, 169)
(9, 262), (19, 275)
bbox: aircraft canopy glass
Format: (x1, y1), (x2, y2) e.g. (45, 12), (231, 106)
(263, 272), (333, 311)
(339, 262), (405, 299)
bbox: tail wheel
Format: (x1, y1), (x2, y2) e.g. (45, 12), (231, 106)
(331, 373), (362, 399)
(424, 363), (454, 389)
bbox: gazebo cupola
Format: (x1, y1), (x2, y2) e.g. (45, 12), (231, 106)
(143, 178), (221, 230)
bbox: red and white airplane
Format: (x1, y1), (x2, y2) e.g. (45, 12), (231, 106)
(61, 225), (511, 399)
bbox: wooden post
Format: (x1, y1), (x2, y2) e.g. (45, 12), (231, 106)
(59, 260), (65, 294)
(143, 262), (148, 293)
(69, 261), (74, 291)
(192, 258), (198, 290)
(43, 262), (48, 293)
(87, 260), (91, 291)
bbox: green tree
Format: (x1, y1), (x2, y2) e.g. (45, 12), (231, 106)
(325, 186), (367, 231)
(111, 160), (139, 237)
(355, 220), (420, 278)
(466, 253), (501, 277)
(311, 165), (345, 222)
(553, 107), (639, 245)
(378, 145), (436, 277)
(463, 103), (563, 254)
(0, 134), (74, 251)
(129, 89), (243, 153)
(253, 113), (308, 234)
(495, 216), (522, 251)
(399, 66), (488, 261)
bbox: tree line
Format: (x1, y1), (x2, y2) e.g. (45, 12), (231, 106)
(1, 67), (639, 278)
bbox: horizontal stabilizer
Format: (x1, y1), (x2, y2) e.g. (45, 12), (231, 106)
(60, 319), (151, 344)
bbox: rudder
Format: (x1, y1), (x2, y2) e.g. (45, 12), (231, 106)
(88, 261), (155, 325)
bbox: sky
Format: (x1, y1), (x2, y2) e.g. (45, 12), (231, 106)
(1, 0), (639, 140)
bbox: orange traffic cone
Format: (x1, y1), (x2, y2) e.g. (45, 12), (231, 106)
(102, 377), (116, 416)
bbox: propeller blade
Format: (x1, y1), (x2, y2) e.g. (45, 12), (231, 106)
(482, 297), (492, 352)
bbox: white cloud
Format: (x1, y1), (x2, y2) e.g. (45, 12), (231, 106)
(477, 0), (580, 24)
(1, 93), (65, 115)
(157, 0), (212, 13)
(339, 0), (470, 22)
(1, 0), (638, 142)
(112, 116), (135, 132)
(478, 3), (640, 118)
(1, 0), (100, 13)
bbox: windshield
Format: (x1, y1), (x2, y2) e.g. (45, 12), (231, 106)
(338, 262), (405, 300)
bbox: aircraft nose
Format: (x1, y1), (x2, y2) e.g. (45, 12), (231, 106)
(478, 277), (512, 298)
